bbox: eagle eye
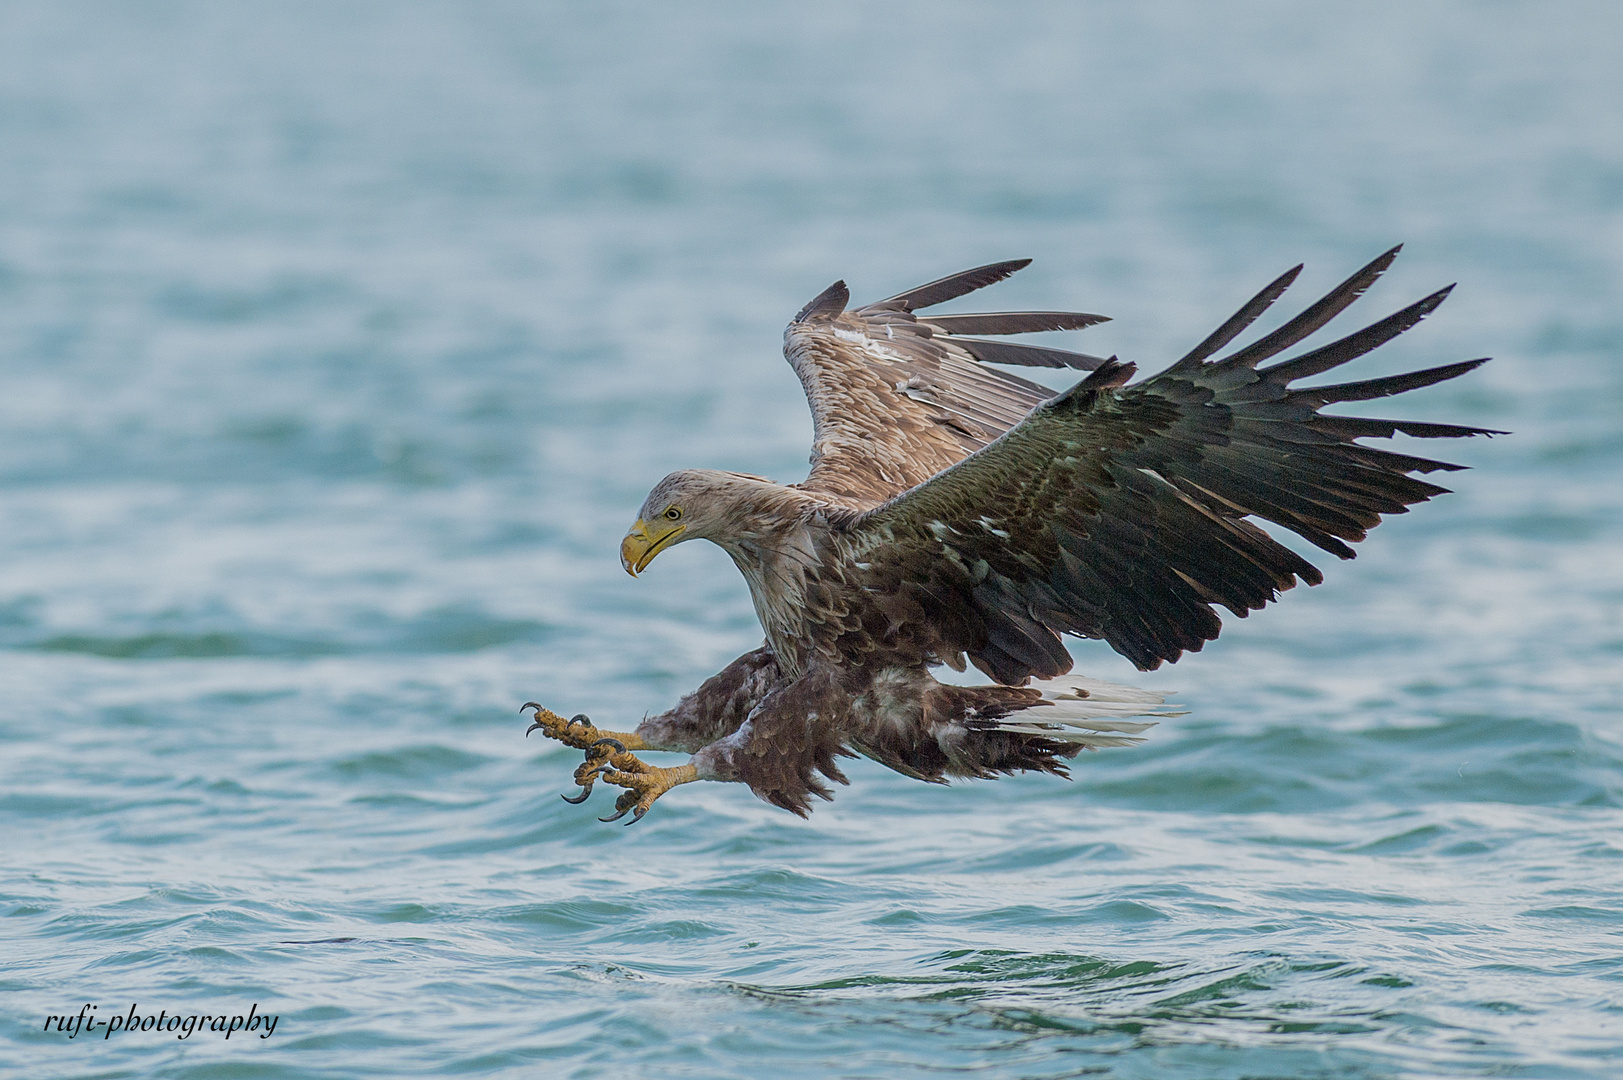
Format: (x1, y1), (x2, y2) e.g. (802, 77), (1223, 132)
(663, 507), (682, 521)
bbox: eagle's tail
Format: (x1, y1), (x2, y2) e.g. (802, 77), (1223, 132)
(982, 675), (1184, 748)
(864, 675), (1179, 782)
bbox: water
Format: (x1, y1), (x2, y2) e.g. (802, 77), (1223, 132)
(2, 2), (1620, 1076)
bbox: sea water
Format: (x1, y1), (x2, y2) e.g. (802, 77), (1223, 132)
(2, 2), (1621, 1077)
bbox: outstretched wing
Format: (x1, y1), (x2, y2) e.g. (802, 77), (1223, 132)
(842, 247), (1500, 679)
(784, 261), (1109, 505)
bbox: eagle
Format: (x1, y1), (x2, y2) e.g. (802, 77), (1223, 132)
(524, 247), (1496, 822)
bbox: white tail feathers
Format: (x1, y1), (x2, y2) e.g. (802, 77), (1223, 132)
(991, 675), (1185, 748)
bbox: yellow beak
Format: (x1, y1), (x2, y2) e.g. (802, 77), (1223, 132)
(620, 518), (686, 577)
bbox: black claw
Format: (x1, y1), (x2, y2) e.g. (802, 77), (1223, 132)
(524, 720), (543, 738)
(562, 763), (613, 805)
(566, 714), (591, 732)
(591, 737), (626, 754)
(625, 806), (648, 826)
(521, 702), (542, 714)
(599, 788), (638, 823)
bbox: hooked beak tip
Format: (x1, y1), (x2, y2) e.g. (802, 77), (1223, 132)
(620, 531), (644, 578)
(620, 519), (683, 577)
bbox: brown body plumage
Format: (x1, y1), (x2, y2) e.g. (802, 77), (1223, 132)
(531, 249), (1497, 819)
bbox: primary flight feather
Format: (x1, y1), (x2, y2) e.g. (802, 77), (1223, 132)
(525, 248), (1497, 821)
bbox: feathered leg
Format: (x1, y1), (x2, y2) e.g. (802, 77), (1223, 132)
(690, 668), (856, 817)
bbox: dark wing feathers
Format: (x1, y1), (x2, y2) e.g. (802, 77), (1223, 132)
(1209, 244), (1403, 373)
(841, 249), (1498, 676)
(794, 279), (850, 324)
(784, 260), (1108, 503)
(1308, 415), (1493, 440)
(946, 337), (1110, 371)
(1168, 264), (1303, 371)
(918, 311), (1109, 335)
(1284, 358), (1488, 406)
(869, 259), (1032, 312)
(1254, 285), (1453, 384)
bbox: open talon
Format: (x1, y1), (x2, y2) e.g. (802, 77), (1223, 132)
(518, 702), (649, 753)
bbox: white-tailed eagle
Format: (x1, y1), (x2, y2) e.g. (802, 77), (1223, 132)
(524, 248), (1496, 821)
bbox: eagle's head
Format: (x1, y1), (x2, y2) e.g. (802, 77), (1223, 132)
(620, 469), (777, 576)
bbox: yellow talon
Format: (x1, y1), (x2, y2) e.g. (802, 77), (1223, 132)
(599, 761), (700, 824)
(523, 702), (667, 810)
(522, 703), (647, 751)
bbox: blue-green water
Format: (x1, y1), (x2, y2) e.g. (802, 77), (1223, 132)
(3, 2), (1621, 1077)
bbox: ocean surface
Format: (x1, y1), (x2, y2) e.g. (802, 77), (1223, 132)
(2, 2), (1621, 1077)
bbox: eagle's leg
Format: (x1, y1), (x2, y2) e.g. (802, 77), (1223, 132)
(594, 753), (700, 824)
(522, 704), (650, 751)
(522, 705), (653, 803)
(525, 647), (784, 815)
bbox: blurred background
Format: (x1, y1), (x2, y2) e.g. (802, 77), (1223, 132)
(1, 2), (1619, 1077)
